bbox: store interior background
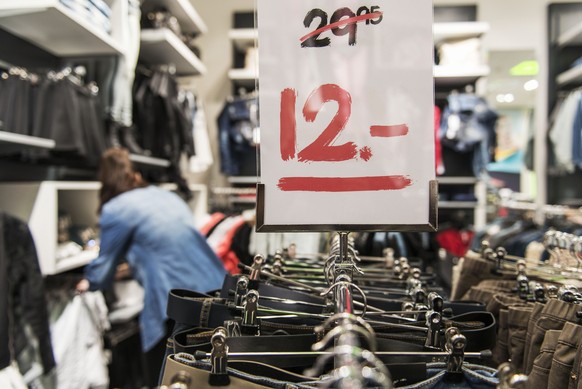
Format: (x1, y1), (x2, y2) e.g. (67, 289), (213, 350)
(2, 1), (582, 388)
(182, 0), (579, 210)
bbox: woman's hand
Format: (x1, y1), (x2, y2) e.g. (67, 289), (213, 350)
(115, 263), (132, 280)
(75, 279), (90, 294)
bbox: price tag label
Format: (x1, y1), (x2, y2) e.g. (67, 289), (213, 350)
(256, 0), (436, 232)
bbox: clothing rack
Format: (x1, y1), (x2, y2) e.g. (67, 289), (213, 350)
(160, 232), (502, 388)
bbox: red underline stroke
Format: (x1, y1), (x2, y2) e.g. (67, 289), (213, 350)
(299, 12), (384, 43)
(277, 176), (412, 192)
(370, 124), (409, 137)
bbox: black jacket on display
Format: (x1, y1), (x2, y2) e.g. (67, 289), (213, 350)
(0, 213), (55, 374)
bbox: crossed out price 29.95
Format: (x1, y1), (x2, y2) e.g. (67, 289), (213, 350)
(300, 5), (383, 47)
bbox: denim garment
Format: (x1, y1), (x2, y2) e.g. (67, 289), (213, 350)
(84, 186), (227, 351)
(217, 97), (258, 175)
(439, 93), (498, 177)
(572, 93), (582, 168)
(399, 362), (498, 389)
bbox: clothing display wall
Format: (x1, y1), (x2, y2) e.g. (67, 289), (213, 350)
(0, 68), (107, 166)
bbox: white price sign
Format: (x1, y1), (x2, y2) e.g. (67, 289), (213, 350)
(256, 0), (437, 232)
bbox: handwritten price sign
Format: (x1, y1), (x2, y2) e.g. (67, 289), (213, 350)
(256, 0), (436, 232)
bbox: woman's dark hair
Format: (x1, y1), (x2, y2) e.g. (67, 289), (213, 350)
(98, 148), (147, 213)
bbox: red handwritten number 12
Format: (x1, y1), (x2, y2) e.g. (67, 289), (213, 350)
(280, 84), (358, 162)
(277, 83), (413, 192)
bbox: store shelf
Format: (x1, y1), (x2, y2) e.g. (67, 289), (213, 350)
(0, 131), (55, 153)
(142, 0), (207, 35)
(232, 23), (488, 49)
(0, 181), (101, 275)
(434, 65), (490, 86)
(229, 28), (258, 51)
(437, 176), (479, 185)
(0, 180), (208, 275)
(433, 22), (490, 45)
(556, 64), (582, 86)
(0, 1), (122, 56)
(228, 68), (258, 87)
(439, 201), (479, 209)
(228, 176), (258, 184)
(230, 65), (489, 87)
(230, 196), (257, 204)
(140, 28), (206, 76)
(557, 21), (582, 48)
(129, 153), (171, 168)
(55, 250), (99, 274)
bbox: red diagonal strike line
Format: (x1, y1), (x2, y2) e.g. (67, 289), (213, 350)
(277, 175), (412, 192)
(299, 12), (383, 43)
(370, 124), (409, 137)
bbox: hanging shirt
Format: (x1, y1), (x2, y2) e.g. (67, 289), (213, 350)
(549, 91), (581, 173)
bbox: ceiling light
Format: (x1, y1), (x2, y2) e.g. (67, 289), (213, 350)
(524, 79), (539, 91)
(496, 94), (515, 103)
(510, 60), (539, 76)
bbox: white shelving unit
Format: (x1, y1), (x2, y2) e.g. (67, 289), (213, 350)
(228, 68), (257, 86)
(142, 0), (207, 35)
(555, 19), (582, 90)
(140, 28), (207, 76)
(0, 181), (101, 275)
(0, 0), (123, 56)
(228, 28), (257, 51)
(228, 28), (258, 89)
(433, 22), (489, 45)
(228, 21), (491, 88)
(437, 176), (487, 230)
(434, 65), (490, 86)
(556, 64), (582, 86)
(557, 20), (582, 48)
(0, 181), (209, 275)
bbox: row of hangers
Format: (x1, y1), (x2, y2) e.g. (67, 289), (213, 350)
(161, 232), (528, 388)
(478, 231), (582, 306)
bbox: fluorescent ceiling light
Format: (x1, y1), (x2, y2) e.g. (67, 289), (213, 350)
(510, 60), (539, 76)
